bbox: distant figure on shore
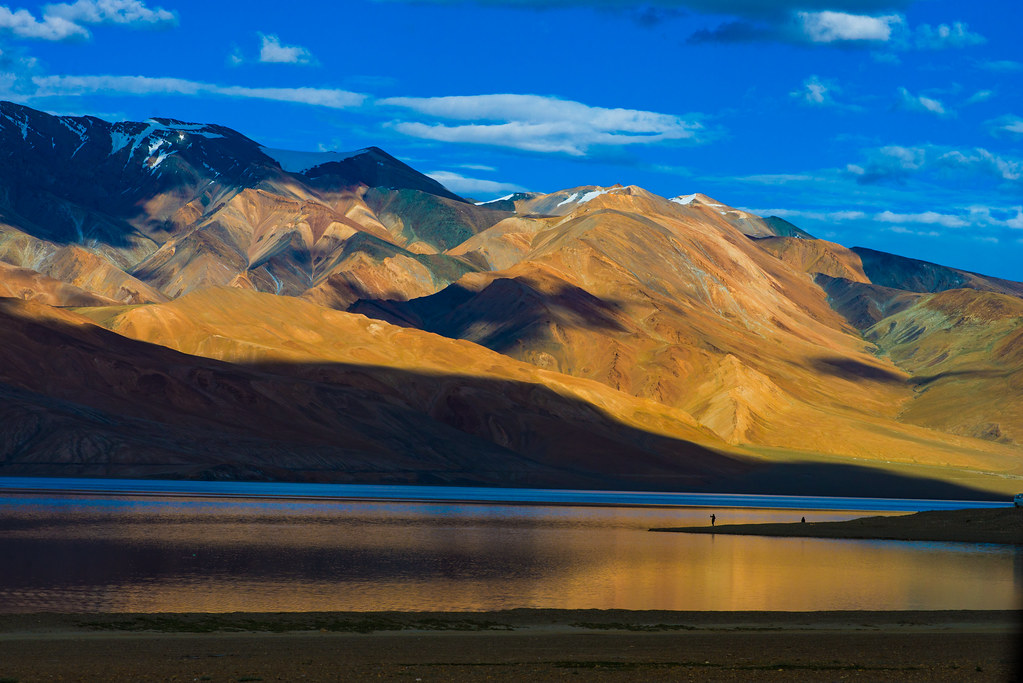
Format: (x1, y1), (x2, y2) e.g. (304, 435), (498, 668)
(801, 517), (806, 523)
(710, 514), (716, 526)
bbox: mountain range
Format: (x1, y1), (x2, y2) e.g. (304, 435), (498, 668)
(1, 101), (1020, 498)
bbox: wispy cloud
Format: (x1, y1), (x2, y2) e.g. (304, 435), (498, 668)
(30, 74), (367, 108)
(895, 87), (949, 117)
(978, 60), (1023, 72)
(258, 33), (316, 65)
(44, 0), (176, 27)
(426, 170), (527, 197)
(913, 22), (985, 49)
(875, 210), (967, 228)
(372, 0), (917, 15)
(789, 75), (862, 110)
(0, 0), (174, 41)
(987, 115), (1023, 139)
(745, 207), (867, 222)
(0, 5), (87, 39)
(967, 205), (1023, 230)
(380, 93), (706, 156)
(847, 144), (1021, 185)
(965, 90), (994, 106)
(791, 75), (830, 105)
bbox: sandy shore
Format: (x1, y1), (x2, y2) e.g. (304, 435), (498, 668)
(0, 610), (1020, 681)
(651, 506), (1023, 544)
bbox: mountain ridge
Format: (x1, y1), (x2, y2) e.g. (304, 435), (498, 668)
(1, 100), (1021, 497)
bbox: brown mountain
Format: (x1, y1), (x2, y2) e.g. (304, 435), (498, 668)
(355, 189), (1021, 472)
(1, 101), (1021, 497)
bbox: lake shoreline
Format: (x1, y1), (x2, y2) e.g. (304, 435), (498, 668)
(1, 610), (1019, 681)
(651, 506), (1023, 545)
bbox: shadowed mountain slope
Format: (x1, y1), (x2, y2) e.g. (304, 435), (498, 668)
(852, 247), (1023, 297)
(1, 291), (757, 488)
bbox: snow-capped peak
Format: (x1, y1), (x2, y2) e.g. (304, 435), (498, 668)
(554, 185), (626, 208)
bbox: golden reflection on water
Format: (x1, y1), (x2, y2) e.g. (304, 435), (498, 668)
(0, 496), (1018, 613)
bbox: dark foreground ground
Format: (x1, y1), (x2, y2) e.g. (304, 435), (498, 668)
(651, 506), (1023, 545)
(0, 610), (1020, 682)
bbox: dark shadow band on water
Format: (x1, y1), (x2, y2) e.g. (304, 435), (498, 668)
(0, 477), (1012, 512)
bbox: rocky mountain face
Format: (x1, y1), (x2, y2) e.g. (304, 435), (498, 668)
(1, 101), (1020, 497)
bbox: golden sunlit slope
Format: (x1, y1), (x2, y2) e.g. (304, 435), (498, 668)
(349, 190), (1023, 477)
(866, 289), (1023, 445)
(446, 215), (560, 271)
(754, 236), (869, 283)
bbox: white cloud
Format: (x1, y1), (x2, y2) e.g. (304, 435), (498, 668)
(789, 75), (861, 110)
(914, 22), (984, 50)
(967, 205), (1023, 230)
(426, 170), (527, 197)
(1009, 209), (1023, 230)
(792, 75), (828, 105)
(851, 144), (1022, 185)
(258, 34), (316, 65)
(796, 11), (902, 43)
(737, 173), (818, 184)
(0, 0), (173, 40)
(30, 74), (367, 108)
(43, 0), (176, 26)
(988, 115), (1023, 139)
(380, 93), (704, 155)
(875, 210), (967, 228)
(979, 60), (1023, 72)
(896, 87), (948, 116)
(0, 6), (86, 39)
(747, 207), (866, 222)
(965, 90), (993, 105)
(936, 148), (1021, 181)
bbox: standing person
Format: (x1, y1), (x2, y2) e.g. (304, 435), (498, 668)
(710, 514), (716, 526)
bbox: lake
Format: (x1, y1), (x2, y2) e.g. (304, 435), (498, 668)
(0, 479), (1018, 613)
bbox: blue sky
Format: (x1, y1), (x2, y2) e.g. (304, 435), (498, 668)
(1, 0), (1021, 279)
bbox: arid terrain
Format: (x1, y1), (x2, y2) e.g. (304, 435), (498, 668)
(1, 101), (1021, 497)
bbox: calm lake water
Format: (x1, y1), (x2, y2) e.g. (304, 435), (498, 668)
(0, 479), (1019, 613)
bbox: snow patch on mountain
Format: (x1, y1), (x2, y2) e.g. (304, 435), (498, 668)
(0, 107), (31, 139)
(556, 192), (581, 207)
(475, 194), (515, 206)
(671, 194), (698, 206)
(578, 188), (613, 204)
(107, 119), (225, 159)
